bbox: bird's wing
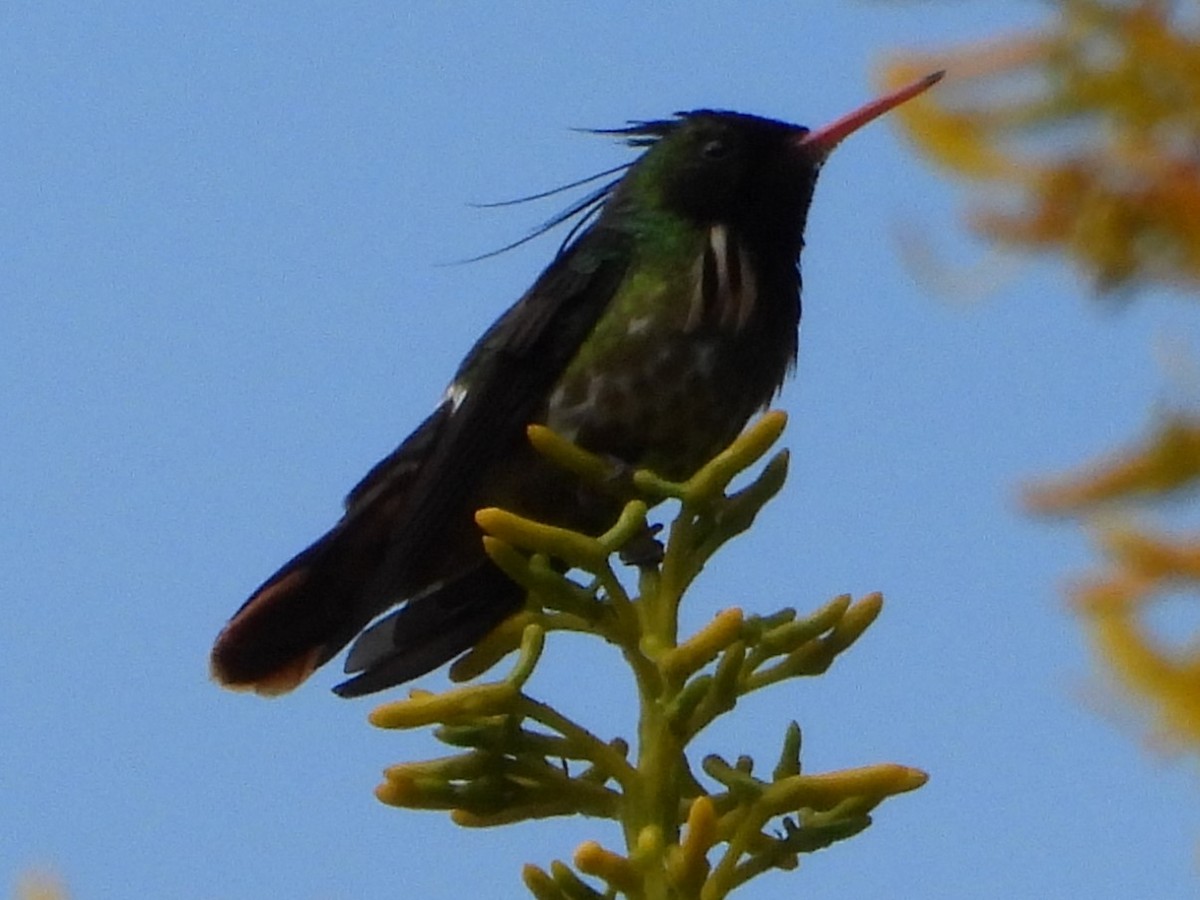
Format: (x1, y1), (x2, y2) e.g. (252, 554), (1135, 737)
(351, 227), (633, 613)
(333, 560), (522, 697)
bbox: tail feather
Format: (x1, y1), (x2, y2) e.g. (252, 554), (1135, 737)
(210, 517), (393, 696)
(332, 562), (523, 697)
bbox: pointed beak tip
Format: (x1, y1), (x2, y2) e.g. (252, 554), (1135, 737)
(796, 68), (946, 157)
(923, 69), (948, 88)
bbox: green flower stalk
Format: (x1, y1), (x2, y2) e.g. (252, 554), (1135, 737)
(369, 412), (927, 899)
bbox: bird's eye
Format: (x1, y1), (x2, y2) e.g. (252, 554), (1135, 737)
(701, 138), (731, 160)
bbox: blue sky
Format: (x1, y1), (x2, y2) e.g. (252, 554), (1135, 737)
(3, 3), (1198, 898)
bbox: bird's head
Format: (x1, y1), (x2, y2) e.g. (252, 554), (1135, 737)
(602, 71), (944, 244)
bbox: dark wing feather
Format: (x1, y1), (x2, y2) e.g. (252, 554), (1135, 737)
(332, 562), (522, 697)
(324, 228), (633, 692)
(344, 404), (448, 511)
(354, 226), (634, 617)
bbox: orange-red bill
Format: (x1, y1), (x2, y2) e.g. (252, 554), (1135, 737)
(797, 70), (945, 156)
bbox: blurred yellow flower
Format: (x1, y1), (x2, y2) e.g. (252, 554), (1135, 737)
(882, 0), (1200, 291)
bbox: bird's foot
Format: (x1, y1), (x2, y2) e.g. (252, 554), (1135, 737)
(619, 522), (664, 568)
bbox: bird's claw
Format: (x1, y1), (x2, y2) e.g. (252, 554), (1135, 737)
(619, 522), (665, 568)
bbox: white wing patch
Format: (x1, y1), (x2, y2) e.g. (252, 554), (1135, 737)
(442, 380), (469, 413)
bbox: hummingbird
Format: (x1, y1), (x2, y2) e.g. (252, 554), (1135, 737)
(211, 72), (944, 698)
